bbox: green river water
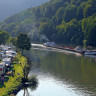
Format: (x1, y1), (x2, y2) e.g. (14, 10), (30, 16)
(17, 44), (96, 96)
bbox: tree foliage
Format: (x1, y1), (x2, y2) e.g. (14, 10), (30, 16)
(0, 0), (96, 46)
(17, 33), (31, 54)
(0, 30), (10, 45)
(10, 37), (17, 46)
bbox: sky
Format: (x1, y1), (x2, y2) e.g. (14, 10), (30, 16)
(0, 0), (50, 21)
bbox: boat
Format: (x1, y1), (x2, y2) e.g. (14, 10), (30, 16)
(74, 46), (85, 54)
(84, 51), (96, 55)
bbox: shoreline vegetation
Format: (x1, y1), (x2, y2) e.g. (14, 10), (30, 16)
(0, 52), (37, 96)
(0, 53), (24, 96)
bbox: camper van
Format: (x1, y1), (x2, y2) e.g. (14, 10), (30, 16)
(0, 62), (6, 76)
(6, 50), (17, 57)
(2, 58), (12, 66)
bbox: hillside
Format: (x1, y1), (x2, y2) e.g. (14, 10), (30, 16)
(0, 0), (96, 46)
(0, 0), (50, 21)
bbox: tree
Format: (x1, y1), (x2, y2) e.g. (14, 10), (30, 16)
(10, 37), (18, 51)
(10, 37), (17, 46)
(17, 33), (31, 54)
(83, 39), (87, 49)
(83, 4), (92, 18)
(20, 56), (29, 79)
(0, 30), (10, 45)
(16, 53), (30, 81)
(56, 7), (65, 24)
(81, 14), (96, 46)
(63, 4), (77, 22)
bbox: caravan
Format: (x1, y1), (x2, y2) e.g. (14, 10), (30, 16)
(2, 58), (12, 66)
(0, 62), (6, 76)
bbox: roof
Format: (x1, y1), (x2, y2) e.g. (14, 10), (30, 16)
(74, 46), (83, 51)
(44, 42), (57, 46)
(2, 58), (11, 62)
(0, 52), (4, 55)
(6, 50), (16, 54)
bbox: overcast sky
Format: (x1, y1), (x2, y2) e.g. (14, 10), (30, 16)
(0, 0), (50, 21)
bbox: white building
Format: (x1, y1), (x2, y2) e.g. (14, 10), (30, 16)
(43, 42), (57, 47)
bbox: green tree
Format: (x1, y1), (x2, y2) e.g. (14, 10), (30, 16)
(17, 33), (31, 54)
(10, 37), (17, 46)
(77, 2), (85, 20)
(17, 54), (29, 80)
(56, 7), (65, 24)
(63, 4), (77, 22)
(83, 4), (92, 18)
(10, 37), (18, 51)
(81, 13), (96, 46)
(83, 39), (87, 49)
(20, 56), (29, 79)
(0, 30), (10, 45)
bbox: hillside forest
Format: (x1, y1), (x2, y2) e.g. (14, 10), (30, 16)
(0, 0), (96, 46)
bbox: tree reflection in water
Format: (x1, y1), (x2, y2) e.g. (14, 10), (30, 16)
(23, 80), (38, 96)
(23, 88), (30, 96)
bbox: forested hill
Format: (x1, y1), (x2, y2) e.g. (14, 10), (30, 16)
(0, 0), (96, 46)
(0, 0), (50, 21)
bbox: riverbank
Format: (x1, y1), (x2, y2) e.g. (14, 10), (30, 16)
(43, 42), (96, 55)
(0, 53), (30, 96)
(43, 45), (85, 55)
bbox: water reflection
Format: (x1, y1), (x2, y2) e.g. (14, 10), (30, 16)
(17, 44), (96, 96)
(18, 79), (38, 96)
(23, 87), (30, 96)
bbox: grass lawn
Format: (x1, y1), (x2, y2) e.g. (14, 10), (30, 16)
(0, 61), (23, 96)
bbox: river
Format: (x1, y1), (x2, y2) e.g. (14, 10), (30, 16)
(17, 44), (96, 96)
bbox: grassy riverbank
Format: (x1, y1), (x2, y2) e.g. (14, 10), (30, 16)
(0, 54), (28, 96)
